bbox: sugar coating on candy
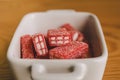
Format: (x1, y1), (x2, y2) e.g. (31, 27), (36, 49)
(49, 41), (89, 59)
(48, 28), (69, 35)
(32, 34), (48, 58)
(47, 28), (72, 46)
(21, 35), (35, 58)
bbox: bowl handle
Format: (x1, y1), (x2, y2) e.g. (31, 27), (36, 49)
(31, 63), (87, 80)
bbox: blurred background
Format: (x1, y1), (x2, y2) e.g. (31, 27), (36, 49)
(0, 0), (120, 80)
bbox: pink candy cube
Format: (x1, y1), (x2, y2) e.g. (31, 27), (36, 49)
(32, 34), (48, 58)
(61, 24), (84, 41)
(49, 41), (89, 59)
(21, 35), (35, 58)
(47, 28), (72, 47)
(61, 23), (75, 31)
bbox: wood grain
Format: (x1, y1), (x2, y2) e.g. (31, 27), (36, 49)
(0, 0), (120, 80)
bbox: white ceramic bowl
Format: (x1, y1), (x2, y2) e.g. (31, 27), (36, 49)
(7, 10), (108, 80)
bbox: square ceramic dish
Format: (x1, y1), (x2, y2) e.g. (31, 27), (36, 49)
(7, 10), (108, 80)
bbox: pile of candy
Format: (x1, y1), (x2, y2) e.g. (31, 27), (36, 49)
(20, 24), (90, 59)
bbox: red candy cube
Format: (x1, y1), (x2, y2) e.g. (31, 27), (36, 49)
(61, 24), (80, 41)
(21, 35), (35, 58)
(32, 34), (48, 58)
(47, 28), (72, 47)
(61, 23), (75, 31)
(49, 41), (89, 59)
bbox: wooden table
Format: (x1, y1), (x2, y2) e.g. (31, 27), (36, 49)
(0, 0), (120, 80)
